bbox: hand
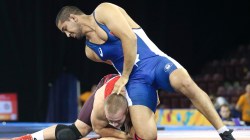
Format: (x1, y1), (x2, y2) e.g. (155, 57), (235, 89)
(125, 133), (133, 139)
(112, 75), (129, 95)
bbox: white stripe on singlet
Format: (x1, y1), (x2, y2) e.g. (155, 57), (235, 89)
(133, 28), (183, 68)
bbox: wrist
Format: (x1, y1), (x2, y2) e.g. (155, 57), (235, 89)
(121, 74), (129, 79)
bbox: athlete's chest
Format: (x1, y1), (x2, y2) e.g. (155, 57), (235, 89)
(88, 24), (108, 45)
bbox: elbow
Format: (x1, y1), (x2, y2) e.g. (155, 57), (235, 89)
(123, 33), (137, 44)
(92, 127), (102, 135)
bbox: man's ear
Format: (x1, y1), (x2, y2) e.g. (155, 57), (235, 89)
(69, 14), (78, 22)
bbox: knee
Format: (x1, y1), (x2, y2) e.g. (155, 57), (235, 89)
(55, 124), (83, 140)
(170, 69), (194, 89)
(135, 128), (157, 140)
(135, 133), (157, 140)
(174, 76), (194, 90)
(180, 78), (195, 90)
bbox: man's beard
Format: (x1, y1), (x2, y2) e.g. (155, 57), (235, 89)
(75, 32), (84, 40)
(75, 26), (84, 39)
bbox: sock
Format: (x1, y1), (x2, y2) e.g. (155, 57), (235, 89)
(217, 126), (229, 134)
(31, 130), (44, 140)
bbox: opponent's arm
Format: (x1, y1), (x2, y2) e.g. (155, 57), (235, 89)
(91, 108), (131, 139)
(95, 3), (137, 94)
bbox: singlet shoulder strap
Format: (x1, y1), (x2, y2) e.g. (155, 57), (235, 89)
(93, 11), (103, 26)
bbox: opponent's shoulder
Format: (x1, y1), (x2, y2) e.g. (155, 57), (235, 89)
(92, 87), (106, 121)
(93, 84), (106, 108)
(95, 83), (106, 97)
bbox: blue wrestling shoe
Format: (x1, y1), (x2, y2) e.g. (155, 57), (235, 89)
(219, 129), (235, 140)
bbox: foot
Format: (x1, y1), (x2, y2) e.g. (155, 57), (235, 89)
(219, 129), (235, 140)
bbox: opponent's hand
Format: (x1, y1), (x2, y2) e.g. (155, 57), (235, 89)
(125, 133), (133, 139)
(112, 76), (129, 95)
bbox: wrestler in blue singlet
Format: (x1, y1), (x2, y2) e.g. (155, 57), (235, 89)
(86, 13), (183, 112)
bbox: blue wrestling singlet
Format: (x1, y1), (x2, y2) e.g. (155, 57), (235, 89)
(85, 13), (183, 112)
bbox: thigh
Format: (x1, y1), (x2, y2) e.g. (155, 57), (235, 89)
(154, 56), (182, 92)
(77, 93), (95, 126)
(129, 105), (157, 139)
(126, 82), (158, 112)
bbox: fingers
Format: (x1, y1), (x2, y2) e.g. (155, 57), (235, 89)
(112, 84), (122, 95)
(112, 76), (129, 95)
(116, 86), (122, 95)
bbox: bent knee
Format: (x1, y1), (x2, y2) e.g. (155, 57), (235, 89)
(135, 132), (157, 140)
(172, 76), (195, 91)
(135, 126), (157, 140)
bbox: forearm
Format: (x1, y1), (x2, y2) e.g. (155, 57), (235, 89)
(121, 38), (137, 78)
(96, 127), (131, 139)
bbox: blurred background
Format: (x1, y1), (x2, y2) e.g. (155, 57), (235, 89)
(0, 0), (250, 125)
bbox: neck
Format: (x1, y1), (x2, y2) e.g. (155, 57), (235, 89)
(80, 14), (96, 39)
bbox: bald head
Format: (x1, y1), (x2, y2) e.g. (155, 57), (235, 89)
(104, 94), (128, 115)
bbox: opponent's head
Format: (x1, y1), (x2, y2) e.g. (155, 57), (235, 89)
(104, 94), (128, 128)
(56, 6), (84, 39)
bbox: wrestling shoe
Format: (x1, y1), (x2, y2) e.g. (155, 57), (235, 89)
(219, 129), (235, 140)
(12, 134), (33, 140)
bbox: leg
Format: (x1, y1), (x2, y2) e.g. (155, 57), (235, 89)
(153, 56), (235, 139)
(126, 82), (158, 140)
(55, 120), (92, 140)
(43, 125), (57, 139)
(170, 68), (224, 129)
(129, 105), (157, 140)
(12, 120), (91, 140)
(43, 120), (92, 139)
(74, 119), (92, 137)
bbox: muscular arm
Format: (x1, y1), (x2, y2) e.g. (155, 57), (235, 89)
(95, 3), (137, 79)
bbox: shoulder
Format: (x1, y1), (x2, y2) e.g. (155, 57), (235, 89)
(94, 84), (106, 100)
(96, 2), (118, 10)
(94, 2), (120, 21)
(92, 85), (106, 118)
(94, 2), (116, 13)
